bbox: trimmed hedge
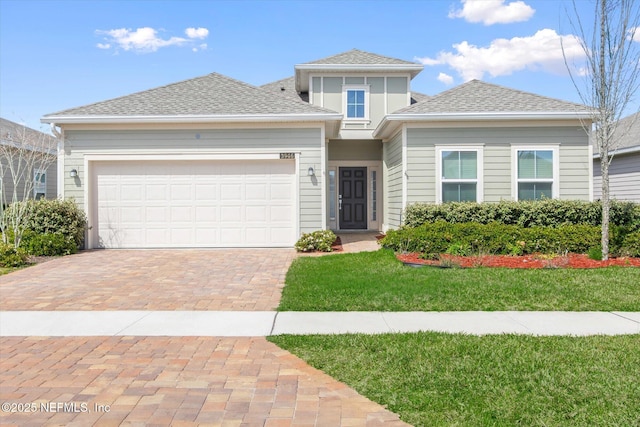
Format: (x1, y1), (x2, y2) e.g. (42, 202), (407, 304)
(7, 198), (87, 251)
(21, 231), (78, 256)
(379, 221), (602, 256)
(295, 230), (337, 252)
(403, 200), (640, 230)
(0, 242), (29, 267)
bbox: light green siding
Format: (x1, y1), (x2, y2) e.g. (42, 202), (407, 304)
(405, 126), (591, 207)
(63, 127), (324, 236)
(387, 77), (408, 114)
(328, 140), (382, 161)
(383, 131), (403, 229)
(323, 77), (342, 113)
(311, 77), (322, 106)
(368, 77), (385, 131)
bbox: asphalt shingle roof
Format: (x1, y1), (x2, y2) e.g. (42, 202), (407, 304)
(1, 118), (56, 151)
(260, 76), (309, 102)
(394, 79), (591, 114)
(45, 73), (336, 118)
(612, 112), (640, 150)
(301, 49), (419, 66)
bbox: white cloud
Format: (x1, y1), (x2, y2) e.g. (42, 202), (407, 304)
(185, 27), (209, 39)
(437, 73), (454, 85)
(96, 27), (209, 53)
(449, 0), (535, 25)
(416, 29), (586, 81)
(631, 27), (640, 42)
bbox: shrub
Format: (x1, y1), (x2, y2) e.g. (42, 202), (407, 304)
(7, 198), (87, 250)
(403, 200), (640, 229)
(20, 231), (78, 256)
(379, 221), (601, 256)
(0, 242), (29, 267)
(588, 246), (603, 261)
(295, 230), (337, 252)
(619, 231), (640, 257)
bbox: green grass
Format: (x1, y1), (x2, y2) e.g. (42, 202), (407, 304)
(270, 333), (640, 427)
(279, 250), (640, 311)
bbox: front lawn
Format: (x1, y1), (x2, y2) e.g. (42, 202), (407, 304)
(270, 333), (640, 426)
(279, 250), (640, 311)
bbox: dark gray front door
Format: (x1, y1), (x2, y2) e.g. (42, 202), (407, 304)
(339, 167), (367, 229)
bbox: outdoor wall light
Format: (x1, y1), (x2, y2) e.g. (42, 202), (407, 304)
(70, 169), (78, 178)
(308, 167), (315, 176)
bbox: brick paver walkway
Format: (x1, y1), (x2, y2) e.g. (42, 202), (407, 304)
(0, 336), (407, 426)
(0, 249), (295, 311)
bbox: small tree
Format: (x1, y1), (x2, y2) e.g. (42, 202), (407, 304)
(563, 0), (640, 259)
(0, 119), (58, 247)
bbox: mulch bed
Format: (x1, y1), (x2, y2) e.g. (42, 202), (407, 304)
(397, 252), (640, 269)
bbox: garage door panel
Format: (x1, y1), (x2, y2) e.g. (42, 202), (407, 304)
(94, 159), (295, 248)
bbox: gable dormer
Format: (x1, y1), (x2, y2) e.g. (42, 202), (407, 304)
(294, 49), (423, 138)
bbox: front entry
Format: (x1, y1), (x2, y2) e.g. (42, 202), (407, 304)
(339, 167), (367, 229)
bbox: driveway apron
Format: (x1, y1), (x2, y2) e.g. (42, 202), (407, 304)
(1, 248), (409, 426)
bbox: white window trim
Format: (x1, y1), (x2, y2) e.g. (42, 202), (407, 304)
(34, 168), (46, 199)
(435, 145), (484, 204)
(342, 84), (370, 122)
(511, 145), (560, 200)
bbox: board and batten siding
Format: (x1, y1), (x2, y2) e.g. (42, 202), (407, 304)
(593, 152), (640, 202)
(404, 126), (591, 207)
(63, 127), (324, 235)
(383, 131), (403, 229)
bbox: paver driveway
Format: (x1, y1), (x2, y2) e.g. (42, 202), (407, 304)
(0, 249), (295, 311)
(1, 246), (409, 426)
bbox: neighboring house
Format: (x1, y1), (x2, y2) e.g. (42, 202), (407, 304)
(41, 49), (593, 249)
(593, 112), (640, 202)
(1, 117), (58, 204)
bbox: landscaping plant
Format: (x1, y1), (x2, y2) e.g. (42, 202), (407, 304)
(294, 230), (336, 252)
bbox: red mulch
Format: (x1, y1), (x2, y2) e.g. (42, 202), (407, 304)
(397, 252), (640, 269)
(331, 237), (343, 252)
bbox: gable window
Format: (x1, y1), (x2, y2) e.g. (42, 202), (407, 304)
(436, 147), (483, 203)
(34, 169), (46, 199)
(343, 85), (369, 121)
(513, 147), (558, 200)
(347, 90), (365, 118)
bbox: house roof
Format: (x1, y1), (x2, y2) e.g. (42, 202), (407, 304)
(394, 79), (592, 114)
(0, 117), (57, 154)
(593, 111), (640, 157)
(374, 80), (594, 139)
(42, 72), (341, 125)
(294, 49), (424, 92)
(301, 49), (419, 66)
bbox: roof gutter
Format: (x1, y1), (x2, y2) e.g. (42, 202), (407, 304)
(374, 111), (594, 139)
(41, 113), (344, 125)
(593, 145), (640, 158)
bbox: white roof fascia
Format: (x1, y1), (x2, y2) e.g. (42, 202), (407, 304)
(41, 113), (344, 125)
(295, 64), (424, 91)
(374, 112), (594, 139)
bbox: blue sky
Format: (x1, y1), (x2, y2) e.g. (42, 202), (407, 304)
(1, 0), (638, 132)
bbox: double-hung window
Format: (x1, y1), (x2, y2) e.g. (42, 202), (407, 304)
(343, 85), (369, 121)
(513, 147), (558, 200)
(34, 169), (46, 199)
(437, 147), (483, 203)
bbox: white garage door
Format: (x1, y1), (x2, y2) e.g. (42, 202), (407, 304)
(93, 159), (296, 248)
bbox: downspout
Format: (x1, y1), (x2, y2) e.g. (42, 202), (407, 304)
(51, 123), (64, 199)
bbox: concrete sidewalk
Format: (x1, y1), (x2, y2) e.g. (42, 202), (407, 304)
(2, 310), (639, 337)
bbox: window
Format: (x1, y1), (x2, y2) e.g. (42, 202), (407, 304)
(438, 149), (482, 203)
(34, 169), (46, 199)
(343, 85), (369, 120)
(515, 149), (557, 200)
(370, 170), (377, 221)
(329, 169), (336, 220)
(346, 90), (365, 118)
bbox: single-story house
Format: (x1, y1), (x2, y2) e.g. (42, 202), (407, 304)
(593, 112), (640, 202)
(1, 117), (58, 204)
(41, 49), (593, 249)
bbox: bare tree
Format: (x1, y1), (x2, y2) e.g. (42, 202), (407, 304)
(563, 0), (640, 259)
(0, 119), (57, 248)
